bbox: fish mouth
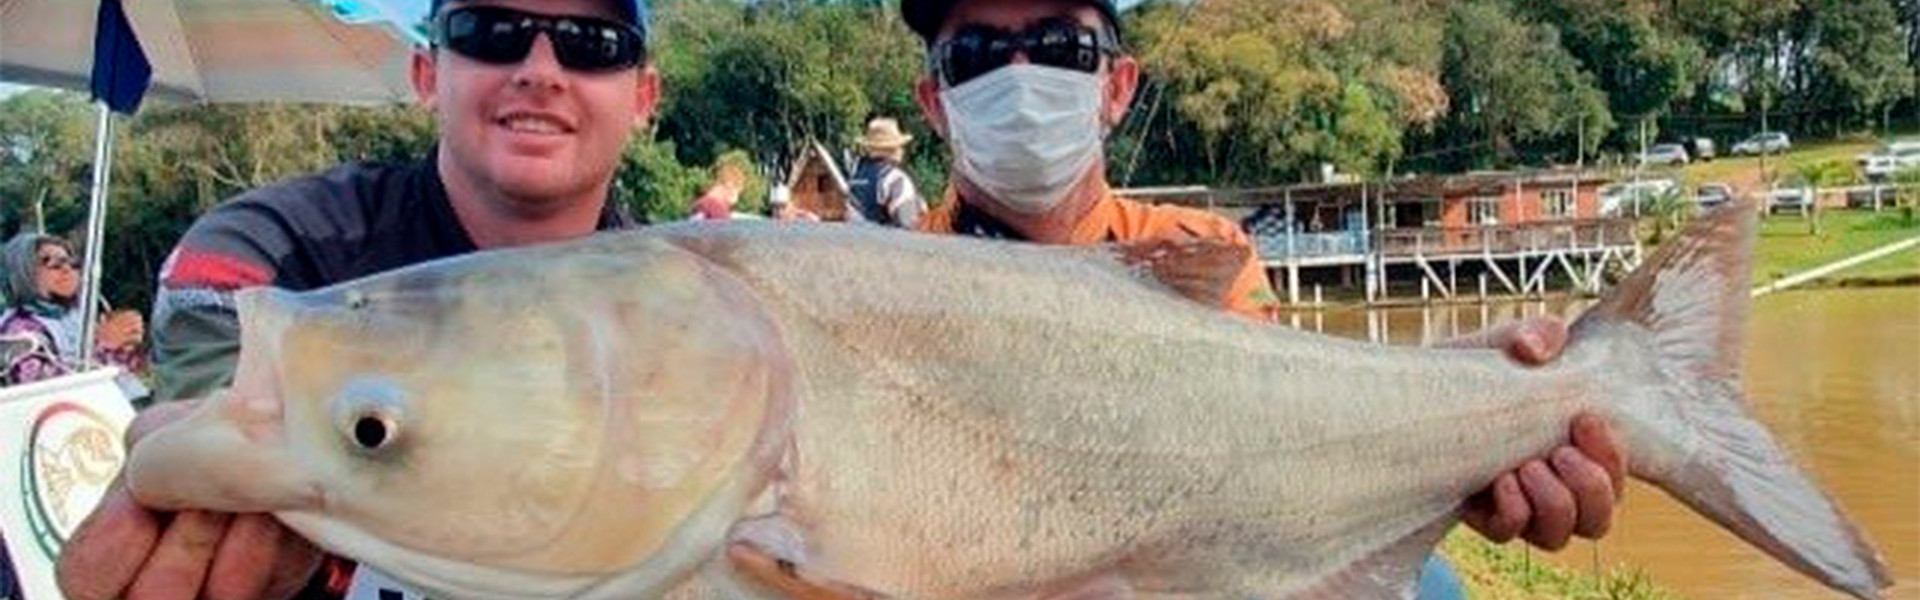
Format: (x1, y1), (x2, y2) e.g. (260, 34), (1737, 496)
(126, 288), (325, 514)
(125, 392), (324, 514)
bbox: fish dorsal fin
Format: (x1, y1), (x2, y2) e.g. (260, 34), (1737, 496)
(1104, 238), (1250, 308)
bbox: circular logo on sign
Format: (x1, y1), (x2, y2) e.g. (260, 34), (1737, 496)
(20, 402), (125, 559)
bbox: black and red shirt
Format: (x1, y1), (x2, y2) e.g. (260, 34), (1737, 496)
(151, 150), (635, 403)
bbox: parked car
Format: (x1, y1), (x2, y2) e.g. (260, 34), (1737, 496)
(1693, 182), (1735, 211)
(1599, 178), (1678, 216)
(1857, 139), (1920, 182)
(1732, 131), (1792, 155)
(1846, 185), (1897, 209)
(1687, 137), (1717, 162)
(1640, 143), (1691, 166)
(1766, 178), (1815, 215)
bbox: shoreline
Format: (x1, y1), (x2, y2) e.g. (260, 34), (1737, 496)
(1275, 275), (1917, 312)
(1442, 533), (1687, 600)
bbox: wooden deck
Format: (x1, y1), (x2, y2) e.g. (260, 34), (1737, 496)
(1260, 219), (1642, 305)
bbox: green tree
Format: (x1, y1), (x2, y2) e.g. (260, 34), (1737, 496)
(1437, 1), (1613, 168)
(0, 90), (96, 237)
(1667, 0), (1797, 132)
(652, 0), (930, 183)
(1640, 186), (1692, 245)
(1793, 0), (1912, 133)
(1124, 0), (1445, 186)
(1796, 158), (1857, 235)
(614, 137), (705, 223)
(1893, 164), (1920, 224)
(1515, 0), (1706, 136)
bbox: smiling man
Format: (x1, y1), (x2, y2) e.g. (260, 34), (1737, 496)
(56, 0), (659, 598)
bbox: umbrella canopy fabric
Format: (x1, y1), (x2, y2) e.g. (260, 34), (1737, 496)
(1, 0), (416, 105)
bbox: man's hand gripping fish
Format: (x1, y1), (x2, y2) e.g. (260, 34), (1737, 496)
(126, 201), (1890, 599)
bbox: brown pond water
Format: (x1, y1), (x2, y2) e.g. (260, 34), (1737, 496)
(1297, 287), (1919, 599)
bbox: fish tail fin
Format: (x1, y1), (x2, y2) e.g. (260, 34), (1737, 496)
(1570, 203), (1889, 599)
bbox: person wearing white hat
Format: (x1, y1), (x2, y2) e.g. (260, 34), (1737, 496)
(845, 117), (926, 228)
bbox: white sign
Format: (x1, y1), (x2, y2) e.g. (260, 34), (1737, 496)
(345, 567), (432, 600)
(0, 369), (136, 600)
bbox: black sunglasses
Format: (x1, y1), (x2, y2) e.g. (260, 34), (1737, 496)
(433, 6), (647, 73)
(930, 18), (1119, 87)
(36, 254), (76, 271)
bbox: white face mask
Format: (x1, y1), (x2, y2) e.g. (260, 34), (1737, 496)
(941, 64), (1105, 214)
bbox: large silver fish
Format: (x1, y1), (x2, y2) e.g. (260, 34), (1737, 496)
(127, 203), (1890, 599)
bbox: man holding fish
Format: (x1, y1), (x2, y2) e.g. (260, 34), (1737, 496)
(900, 0), (1623, 597)
(57, 0), (1621, 599)
(60, 0), (659, 597)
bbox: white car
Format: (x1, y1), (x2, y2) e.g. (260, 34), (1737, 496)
(1639, 143), (1690, 166)
(1599, 179), (1678, 216)
(1767, 184), (1814, 215)
(1857, 140), (1920, 181)
(1732, 132), (1791, 155)
(1693, 182), (1735, 211)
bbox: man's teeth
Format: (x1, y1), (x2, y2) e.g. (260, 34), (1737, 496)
(502, 116), (565, 134)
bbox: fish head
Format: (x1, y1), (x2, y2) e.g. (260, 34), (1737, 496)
(129, 237), (797, 590)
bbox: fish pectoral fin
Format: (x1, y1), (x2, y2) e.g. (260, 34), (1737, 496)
(725, 543), (888, 600)
(1283, 518), (1454, 600)
(1104, 238), (1250, 309)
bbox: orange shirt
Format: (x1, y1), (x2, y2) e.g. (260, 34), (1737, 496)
(919, 192), (1280, 322)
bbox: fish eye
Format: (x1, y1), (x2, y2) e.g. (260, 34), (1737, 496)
(352, 411), (399, 451)
(333, 377), (409, 455)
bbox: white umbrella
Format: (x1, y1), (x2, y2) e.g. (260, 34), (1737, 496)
(1, 0), (416, 104)
(0, 0), (417, 373)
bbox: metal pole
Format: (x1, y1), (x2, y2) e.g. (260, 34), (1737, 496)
(1576, 113), (1585, 171)
(1363, 183), (1375, 303)
(1635, 119), (1648, 217)
(79, 103), (116, 371)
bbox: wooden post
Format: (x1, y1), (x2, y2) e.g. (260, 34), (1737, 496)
(1284, 189), (1296, 263)
(1449, 259), (1459, 300)
(1287, 262), (1301, 306)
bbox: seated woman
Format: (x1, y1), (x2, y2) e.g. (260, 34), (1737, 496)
(0, 234), (145, 385)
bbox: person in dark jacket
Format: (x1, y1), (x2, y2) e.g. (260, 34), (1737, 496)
(845, 117), (926, 228)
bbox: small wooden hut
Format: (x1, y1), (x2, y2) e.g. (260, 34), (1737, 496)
(787, 141), (853, 221)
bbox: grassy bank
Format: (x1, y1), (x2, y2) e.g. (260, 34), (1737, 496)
(1752, 209), (1920, 287)
(1678, 138), (1881, 189)
(1442, 533), (1688, 600)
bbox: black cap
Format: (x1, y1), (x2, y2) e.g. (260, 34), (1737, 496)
(900, 0), (1120, 44)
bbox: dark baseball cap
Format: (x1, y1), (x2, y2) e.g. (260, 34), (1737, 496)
(431, 0), (649, 31)
(900, 0), (1119, 44)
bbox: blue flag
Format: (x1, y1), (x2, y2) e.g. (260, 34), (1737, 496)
(91, 0), (152, 114)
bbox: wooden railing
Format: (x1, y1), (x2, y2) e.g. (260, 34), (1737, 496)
(1376, 219), (1637, 257)
(1253, 219), (1639, 261)
(1253, 232), (1367, 261)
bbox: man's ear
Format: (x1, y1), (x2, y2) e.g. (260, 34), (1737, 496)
(410, 49), (439, 110)
(914, 76), (950, 139)
(633, 65), (663, 128)
(1102, 55), (1140, 128)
